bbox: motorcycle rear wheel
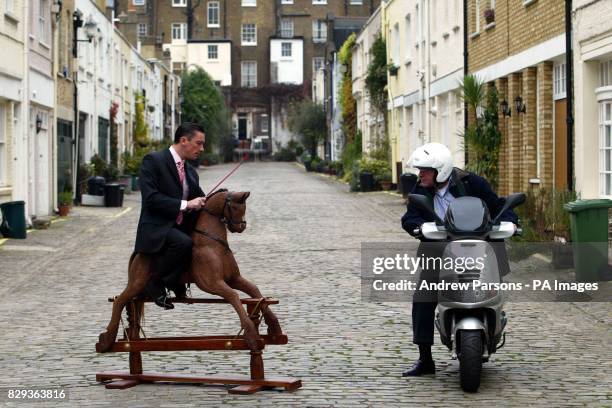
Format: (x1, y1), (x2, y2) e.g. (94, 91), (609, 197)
(459, 330), (483, 392)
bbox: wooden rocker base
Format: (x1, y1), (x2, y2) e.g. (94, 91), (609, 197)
(96, 371), (302, 394)
(96, 297), (302, 395)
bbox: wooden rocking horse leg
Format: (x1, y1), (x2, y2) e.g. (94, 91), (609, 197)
(228, 304), (265, 395)
(103, 300), (144, 390)
(229, 276), (282, 335)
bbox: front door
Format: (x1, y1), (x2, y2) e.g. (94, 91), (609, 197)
(238, 114), (247, 140)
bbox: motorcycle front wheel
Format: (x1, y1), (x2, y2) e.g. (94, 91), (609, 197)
(459, 330), (483, 392)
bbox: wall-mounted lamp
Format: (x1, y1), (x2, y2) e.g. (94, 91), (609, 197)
(514, 95), (527, 114)
(500, 99), (511, 117)
(35, 114), (43, 133)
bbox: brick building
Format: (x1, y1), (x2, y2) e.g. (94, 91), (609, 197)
(114, 0), (379, 152)
(467, 0), (567, 196)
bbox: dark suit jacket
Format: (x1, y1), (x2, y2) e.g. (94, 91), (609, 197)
(135, 149), (205, 254)
(401, 167), (518, 238)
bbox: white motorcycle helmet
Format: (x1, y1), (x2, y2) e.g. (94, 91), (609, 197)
(408, 142), (453, 183)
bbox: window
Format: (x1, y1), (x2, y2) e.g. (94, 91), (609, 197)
(242, 0), (256, 5)
(38, 0), (49, 44)
(312, 20), (327, 43)
(172, 0), (186, 6)
(281, 0), (293, 3)
(137, 23), (147, 38)
(207, 2), (219, 27)
(350, 0), (362, 4)
(553, 62), (566, 99)
(404, 14), (411, 61)
(133, 0), (144, 5)
(208, 44), (218, 59)
(600, 60), (612, 87)
(313, 0), (327, 4)
(171, 23), (187, 40)
(600, 101), (612, 197)
(391, 23), (400, 64)
(313, 57), (324, 74)
(241, 61), (257, 87)
(5, 0), (13, 14)
(241, 24), (256, 45)
(281, 42), (292, 57)
(280, 19), (293, 38)
(0, 105), (5, 186)
(261, 114), (269, 132)
(472, 0), (481, 34)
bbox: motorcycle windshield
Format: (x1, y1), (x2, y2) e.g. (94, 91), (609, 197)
(444, 197), (491, 234)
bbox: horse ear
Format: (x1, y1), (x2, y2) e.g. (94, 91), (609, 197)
(239, 192), (250, 203)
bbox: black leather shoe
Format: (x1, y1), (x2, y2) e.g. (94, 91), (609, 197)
(154, 295), (174, 310)
(169, 284), (187, 299)
(402, 359), (436, 377)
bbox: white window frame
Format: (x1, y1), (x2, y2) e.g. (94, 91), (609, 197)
(281, 42), (292, 58)
(241, 61), (257, 88)
(241, 23), (257, 46)
(600, 60), (612, 87)
(281, 0), (293, 3)
(280, 19), (294, 38)
(350, 0), (362, 4)
(137, 23), (147, 38)
(0, 105), (5, 186)
(313, 57), (324, 75)
(472, 0), (481, 35)
(242, 0), (256, 6)
(171, 23), (187, 41)
(404, 14), (411, 63)
(313, 0), (327, 4)
(600, 101), (612, 197)
(207, 1), (220, 28)
(392, 23), (400, 65)
(172, 0), (186, 6)
(5, 0), (14, 15)
(38, 0), (49, 45)
(207, 44), (218, 60)
(133, 0), (145, 5)
(312, 20), (327, 43)
(261, 114), (269, 133)
(553, 62), (567, 100)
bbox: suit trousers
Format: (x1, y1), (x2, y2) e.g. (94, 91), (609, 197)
(155, 225), (193, 289)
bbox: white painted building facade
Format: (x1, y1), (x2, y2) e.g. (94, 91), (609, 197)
(573, 0), (612, 199)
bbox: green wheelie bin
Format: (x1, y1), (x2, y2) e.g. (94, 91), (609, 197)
(563, 199), (612, 282)
(0, 200), (27, 239)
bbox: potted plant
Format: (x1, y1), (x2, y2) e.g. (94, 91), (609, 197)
(387, 63), (399, 76)
(58, 191), (72, 217)
(378, 171), (393, 191)
(484, 8), (495, 24)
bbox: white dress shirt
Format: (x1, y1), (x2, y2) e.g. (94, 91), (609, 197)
(169, 146), (189, 211)
(433, 183), (455, 220)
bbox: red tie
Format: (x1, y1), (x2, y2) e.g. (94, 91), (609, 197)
(176, 161), (185, 225)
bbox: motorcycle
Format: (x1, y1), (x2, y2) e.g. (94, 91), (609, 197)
(409, 192), (525, 392)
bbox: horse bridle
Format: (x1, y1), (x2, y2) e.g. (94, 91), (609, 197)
(194, 190), (247, 252)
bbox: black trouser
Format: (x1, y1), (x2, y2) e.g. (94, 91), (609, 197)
(411, 241), (510, 345)
(147, 226), (192, 297)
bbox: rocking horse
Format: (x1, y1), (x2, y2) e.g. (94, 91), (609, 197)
(95, 190), (301, 394)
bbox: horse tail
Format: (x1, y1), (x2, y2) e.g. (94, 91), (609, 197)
(127, 251), (146, 328)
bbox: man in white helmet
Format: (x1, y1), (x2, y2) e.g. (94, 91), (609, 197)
(400, 142), (518, 377)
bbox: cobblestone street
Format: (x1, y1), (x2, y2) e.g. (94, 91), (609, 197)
(0, 162), (610, 407)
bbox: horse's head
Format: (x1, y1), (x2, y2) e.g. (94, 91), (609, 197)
(204, 189), (250, 233)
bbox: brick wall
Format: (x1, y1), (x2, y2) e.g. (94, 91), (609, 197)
(468, 0), (565, 73)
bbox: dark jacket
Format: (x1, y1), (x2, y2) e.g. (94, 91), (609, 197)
(401, 168), (518, 238)
(135, 149), (205, 253)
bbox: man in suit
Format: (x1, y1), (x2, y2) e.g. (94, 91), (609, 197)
(400, 142), (518, 376)
(135, 122), (207, 310)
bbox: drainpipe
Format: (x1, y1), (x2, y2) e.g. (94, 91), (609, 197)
(565, 0), (574, 191)
(463, 0), (468, 166)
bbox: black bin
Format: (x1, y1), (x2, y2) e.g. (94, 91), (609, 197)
(359, 171), (375, 192)
(400, 173), (418, 196)
(0, 201), (27, 239)
(88, 176), (106, 196)
(104, 184), (123, 207)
